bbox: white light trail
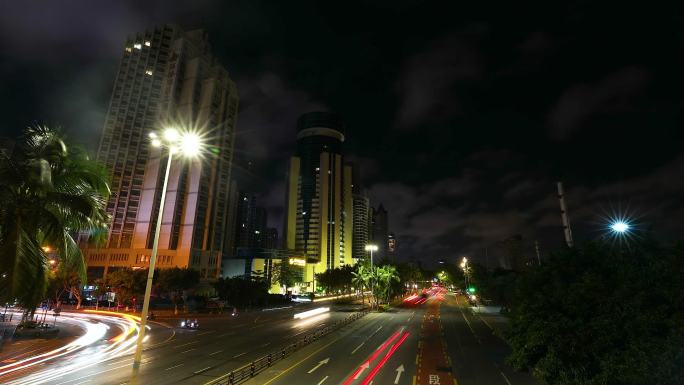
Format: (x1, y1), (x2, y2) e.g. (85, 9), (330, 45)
(293, 307), (330, 319)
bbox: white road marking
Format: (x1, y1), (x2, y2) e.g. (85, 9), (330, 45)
(500, 372), (513, 385)
(194, 366), (212, 374)
(175, 340), (199, 348)
(209, 350), (223, 356)
(352, 325), (383, 354)
(165, 363), (184, 371)
(317, 376), (329, 385)
(233, 352), (246, 358)
(181, 348), (197, 354)
(351, 341), (365, 354)
(307, 358), (330, 373)
(197, 330), (215, 336)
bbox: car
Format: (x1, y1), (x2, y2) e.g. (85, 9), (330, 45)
(180, 319), (199, 329)
(291, 295), (312, 303)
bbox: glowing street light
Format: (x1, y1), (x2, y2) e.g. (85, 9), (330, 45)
(460, 257), (469, 290)
(610, 221), (629, 234)
(133, 128), (204, 370)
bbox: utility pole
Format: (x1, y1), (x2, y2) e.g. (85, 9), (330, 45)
(535, 240), (542, 265)
(557, 181), (574, 248)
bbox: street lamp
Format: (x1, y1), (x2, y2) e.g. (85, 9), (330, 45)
(132, 128), (203, 370)
(460, 257), (468, 290)
(364, 244), (378, 309)
(610, 221), (629, 234)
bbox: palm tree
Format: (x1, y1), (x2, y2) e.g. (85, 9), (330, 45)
(352, 263), (372, 306)
(0, 126), (110, 319)
(375, 265), (400, 304)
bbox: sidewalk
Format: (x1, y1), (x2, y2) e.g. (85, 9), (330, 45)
(469, 305), (511, 338)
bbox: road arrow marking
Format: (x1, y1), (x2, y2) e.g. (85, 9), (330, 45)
(353, 362), (370, 379)
(308, 358), (330, 373)
(394, 364), (405, 384)
(317, 375), (329, 385)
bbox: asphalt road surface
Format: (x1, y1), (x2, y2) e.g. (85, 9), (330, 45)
(5, 294), (539, 385)
(2, 303), (353, 385)
(242, 293), (538, 385)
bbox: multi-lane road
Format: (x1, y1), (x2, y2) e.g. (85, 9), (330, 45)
(242, 291), (538, 385)
(0, 304), (353, 385)
(2, 292), (538, 385)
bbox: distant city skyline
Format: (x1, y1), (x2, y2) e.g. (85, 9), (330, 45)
(2, 2), (683, 266)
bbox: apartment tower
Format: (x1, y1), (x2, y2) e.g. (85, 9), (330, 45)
(85, 25), (238, 280)
(284, 112), (354, 291)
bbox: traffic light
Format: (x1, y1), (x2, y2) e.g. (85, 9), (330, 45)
(467, 286), (476, 294)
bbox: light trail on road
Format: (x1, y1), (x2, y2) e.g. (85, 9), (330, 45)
(0, 310), (143, 385)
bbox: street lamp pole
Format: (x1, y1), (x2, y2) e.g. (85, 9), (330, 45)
(132, 145), (173, 369)
(131, 128), (202, 372)
(365, 244), (378, 309)
(461, 257), (468, 290)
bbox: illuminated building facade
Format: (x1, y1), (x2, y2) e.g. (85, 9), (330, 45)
(84, 25), (238, 280)
(352, 194), (371, 260)
(284, 112), (354, 291)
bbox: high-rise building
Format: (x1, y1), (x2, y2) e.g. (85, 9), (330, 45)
(284, 112), (354, 291)
(371, 204), (389, 260)
(263, 228), (279, 249)
(352, 194), (371, 260)
(234, 192), (270, 249)
(84, 25), (239, 280)
(387, 232), (397, 261)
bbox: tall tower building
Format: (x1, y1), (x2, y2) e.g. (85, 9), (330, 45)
(372, 204), (389, 260)
(85, 25), (238, 280)
(284, 112), (354, 291)
(352, 194), (371, 260)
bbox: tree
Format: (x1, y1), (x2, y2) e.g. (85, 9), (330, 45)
(375, 265), (400, 304)
(47, 263), (84, 309)
(213, 276), (270, 308)
(104, 268), (147, 308)
(156, 267), (199, 314)
(271, 258), (301, 293)
(316, 265), (355, 295)
(507, 240), (684, 385)
(352, 262), (372, 305)
(0, 126), (110, 318)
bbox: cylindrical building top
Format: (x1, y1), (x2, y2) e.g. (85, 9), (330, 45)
(296, 111), (345, 142)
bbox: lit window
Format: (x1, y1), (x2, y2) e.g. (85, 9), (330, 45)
(125, 47), (132, 53)
(255, 230), (260, 234)
(134, 43), (142, 50)
(144, 41), (151, 47)
(243, 197), (248, 201)
(315, 167), (320, 171)
(145, 69), (153, 76)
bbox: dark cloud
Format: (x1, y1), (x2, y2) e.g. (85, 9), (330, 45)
(1, 1), (683, 268)
(394, 32), (484, 129)
(369, 150), (684, 265)
(547, 67), (651, 141)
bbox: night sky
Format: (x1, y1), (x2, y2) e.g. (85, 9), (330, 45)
(2, 1), (683, 266)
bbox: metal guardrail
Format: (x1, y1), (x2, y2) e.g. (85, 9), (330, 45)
(208, 310), (369, 385)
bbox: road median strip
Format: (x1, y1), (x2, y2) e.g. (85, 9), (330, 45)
(204, 310), (369, 385)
